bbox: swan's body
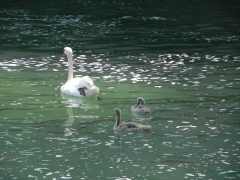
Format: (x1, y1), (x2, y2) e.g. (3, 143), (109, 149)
(61, 47), (99, 98)
(131, 97), (151, 114)
(114, 108), (151, 132)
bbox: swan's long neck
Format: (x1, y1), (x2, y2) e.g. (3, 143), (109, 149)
(67, 52), (73, 81)
(115, 113), (121, 128)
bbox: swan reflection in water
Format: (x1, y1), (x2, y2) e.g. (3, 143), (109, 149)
(61, 93), (99, 136)
(61, 93), (99, 109)
(63, 107), (74, 136)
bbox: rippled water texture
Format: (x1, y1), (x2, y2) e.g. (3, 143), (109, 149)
(0, 0), (240, 179)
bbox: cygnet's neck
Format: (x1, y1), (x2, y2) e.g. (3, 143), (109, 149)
(115, 113), (121, 128)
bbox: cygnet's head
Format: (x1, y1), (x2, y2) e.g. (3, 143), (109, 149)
(114, 108), (121, 116)
(137, 97), (145, 105)
(63, 47), (73, 55)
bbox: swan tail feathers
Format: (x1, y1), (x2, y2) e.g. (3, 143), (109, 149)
(141, 125), (152, 131)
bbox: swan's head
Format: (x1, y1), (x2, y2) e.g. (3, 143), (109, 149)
(63, 47), (73, 56)
(114, 108), (121, 117)
(137, 97), (145, 105)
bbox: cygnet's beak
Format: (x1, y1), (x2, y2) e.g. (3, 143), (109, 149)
(62, 53), (65, 56)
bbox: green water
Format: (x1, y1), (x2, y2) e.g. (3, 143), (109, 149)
(1, 0), (240, 179)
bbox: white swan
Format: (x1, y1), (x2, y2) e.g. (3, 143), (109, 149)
(114, 108), (151, 132)
(61, 47), (100, 98)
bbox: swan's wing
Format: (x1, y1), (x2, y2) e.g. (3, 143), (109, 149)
(61, 76), (99, 97)
(126, 123), (139, 128)
(61, 78), (88, 96)
(81, 76), (94, 87)
(119, 122), (139, 129)
(67, 77), (94, 89)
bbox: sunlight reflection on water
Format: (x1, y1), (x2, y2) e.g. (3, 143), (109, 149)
(2, 51), (240, 179)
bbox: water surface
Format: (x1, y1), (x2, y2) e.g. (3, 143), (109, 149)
(0, 1), (240, 179)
